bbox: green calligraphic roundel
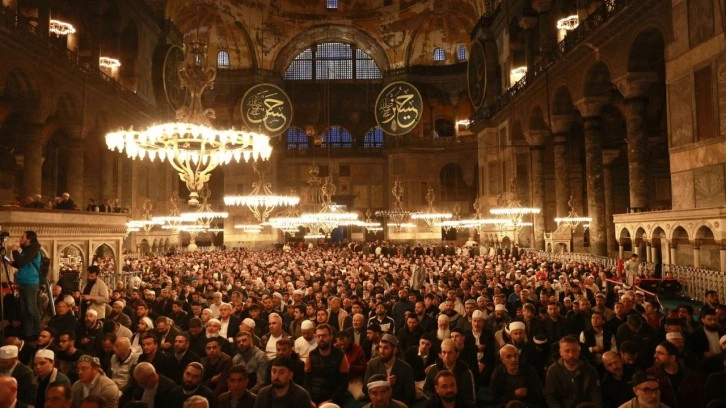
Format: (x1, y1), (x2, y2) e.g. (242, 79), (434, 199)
(467, 41), (487, 109)
(241, 83), (293, 137)
(375, 81), (423, 136)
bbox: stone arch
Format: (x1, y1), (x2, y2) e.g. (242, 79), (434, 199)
(501, 236), (512, 249)
(619, 227), (632, 252)
(671, 226), (692, 266)
(583, 61), (612, 98)
(650, 226), (667, 265)
(139, 238), (151, 255)
(552, 86), (575, 116)
(528, 105), (548, 131)
(695, 225), (719, 270)
(54, 92), (81, 123)
(1, 67), (41, 120)
(628, 28), (665, 73)
(634, 226), (648, 258)
(58, 243), (86, 272)
(274, 25), (390, 73)
(407, 9), (474, 66)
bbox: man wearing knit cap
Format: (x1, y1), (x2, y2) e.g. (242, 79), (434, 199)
(363, 374), (407, 408)
(34, 349), (71, 408)
(71, 355), (120, 408)
(490, 344), (544, 407)
(363, 333), (415, 406)
(294, 320), (317, 363)
(0, 345), (35, 406)
(486, 303), (511, 334)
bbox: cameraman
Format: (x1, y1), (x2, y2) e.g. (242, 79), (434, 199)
(9, 230), (41, 341)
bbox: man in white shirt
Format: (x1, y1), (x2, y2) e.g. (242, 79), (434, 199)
(294, 320), (318, 362)
(110, 338), (140, 393)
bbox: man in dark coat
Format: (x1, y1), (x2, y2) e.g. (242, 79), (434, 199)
(129, 362), (176, 408)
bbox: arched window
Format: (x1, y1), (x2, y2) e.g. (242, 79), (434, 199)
(286, 127), (308, 149)
(363, 126), (383, 148)
(327, 0), (338, 9)
(435, 119), (455, 138)
(457, 45), (467, 62)
(194, 53), (202, 66)
(284, 42), (382, 80)
(433, 48), (446, 62)
(321, 126), (352, 148)
(217, 51), (230, 68)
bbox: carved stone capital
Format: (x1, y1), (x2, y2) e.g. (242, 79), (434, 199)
(614, 72), (659, 100)
(602, 149), (620, 166)
(519, 16), (539, 30)
(551, 114), (574, 135)
(525, 130), (551, 146)
(575, 97), (609, 119)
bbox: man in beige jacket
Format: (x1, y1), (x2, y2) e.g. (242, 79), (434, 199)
(81, 266), (110, 319)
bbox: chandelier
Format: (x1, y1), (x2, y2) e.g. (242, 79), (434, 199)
(411, 185), (452, 231)
(234, 223), (263, 234)
(490, 177), (540, 230)
(301, 176), (358, 236)
(99, 57), (121, 69)
(153, 191), (187, 231)
(181, 185), (228, 230)
(376, 177), (412, 231)
(358, 210), (383, 232)
(554, 196), (591, 230)
(223, 161), (300, 222)
(49, 19), (76, 36)
(105, 39), (272, 206)
(556, 15), (580, 31)
(127, 199), (161, 235)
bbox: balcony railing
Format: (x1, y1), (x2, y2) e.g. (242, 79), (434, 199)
(528, 249), (724, 301)
(0, 6), (156, 114)
(472, 0), (631, 123)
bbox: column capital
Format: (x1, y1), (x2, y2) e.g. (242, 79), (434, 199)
(602, 149), (620, 166)
(692, 239), (702, 249)
(519, 15), (539, 30)
(531, 0), (554, 13)
(551, 114), (574, 135)
(575, 97), (609, 119)
(525, 130), (551, 146)
(614, 72), (659, 100)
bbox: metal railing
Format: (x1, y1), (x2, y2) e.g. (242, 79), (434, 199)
(472, 0), (631, 123)
(98, 271), (143, 292)
(0, 6), (156, 113)
(528, 250), (724, 301)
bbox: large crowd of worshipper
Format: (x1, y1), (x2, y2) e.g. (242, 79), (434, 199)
(1, 241), (726, 408)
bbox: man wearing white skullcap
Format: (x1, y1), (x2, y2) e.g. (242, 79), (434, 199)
(294, 320), (317, 362)
(363, 373), (407, 408)
(0, 345), (35, 405)
(34, 348), (71, 408)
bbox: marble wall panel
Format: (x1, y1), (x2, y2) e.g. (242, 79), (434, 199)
(718, 55), (726, 137)
(688, 0), (714, 47)
(694, 164), (726, 208)
(669, 76), (694, 147)
(671, 170), (695, 210)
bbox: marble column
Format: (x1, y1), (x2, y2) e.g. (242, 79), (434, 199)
(21, 124), (44, 199)
(720, 242), (726, 271)
(519, 16), (539, 74)
(669, 243), (677, 266)
(527, 130), (549, 250)
(576, 97), (609, 256)
(616, 73), (658, 211)
(618, 240), (625, 260)
(692, 240), (701, 268)
(66, 137), (85, 207)
(645, 240), (652, 263)
(551, 115), (573, 218)
(602, 149), (619, 254)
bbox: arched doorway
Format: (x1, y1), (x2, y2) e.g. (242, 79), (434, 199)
(672, 227), (691, 266)
(695, 225), (719, 270)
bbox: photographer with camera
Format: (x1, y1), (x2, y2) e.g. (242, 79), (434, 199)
(8, 230), (42, 341)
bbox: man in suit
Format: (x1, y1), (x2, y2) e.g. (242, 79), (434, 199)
(70, 355), (120, 408)
(362, 334), (416, 406)
(219, 303), (241, 343)
(130, 362), (176, 408)
(0, 377), (30, 408)
(0, 345), (35, 406)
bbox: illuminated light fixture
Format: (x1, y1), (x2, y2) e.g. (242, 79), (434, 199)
(556, 15), (579, 31)
(49, 19), (76, 36)
(389, 222), (416, 229)
(357, 211), (383, 232)
(554, 196), (591, 230)
(234, 224), (263, 234)
(490, 177), (540, 230)
(180, 186), (228, 230)
(99, 57), (121, 69)
(376, 178), (412, 232)
(509, 66), (527, 85)
(152, 192), (186, 231)
(223, 162), (300, 222)
(300, 176), (359, 235)
(456, 119), (472, 127)
(411, 185), (452, 231)
(304, 233), (326, 240)
(105, 39), (272, 206)
(127, 199), (162, 234)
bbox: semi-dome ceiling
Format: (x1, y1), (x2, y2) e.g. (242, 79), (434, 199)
(165, 0), (482, 71)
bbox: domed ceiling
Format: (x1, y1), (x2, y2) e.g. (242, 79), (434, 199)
(165, 0), (482, 72)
